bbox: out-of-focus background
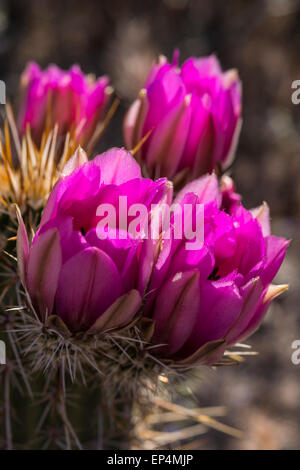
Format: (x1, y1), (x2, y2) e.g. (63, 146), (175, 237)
(0, 0), (299, 449)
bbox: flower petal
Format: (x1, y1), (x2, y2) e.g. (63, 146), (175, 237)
(55, 247), (121, 331)
(152, 270), (200, 356)
(27, 228), (62, 319)
(174, 172), (221, 206)
(88, 289), (141, 333)
(16, 205), (29, 287)
(181, 278), (243, 354)
(225, 277), (264, 345)
(251, 202), (271, 237)
(261, 236), (290, 286)
(93, 147), (141, 184)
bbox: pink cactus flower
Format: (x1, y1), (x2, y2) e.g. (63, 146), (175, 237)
(16, 147), (172, 333)
(146, 173), (289, 364)
(124, 52), (242, 182)
(16, 150), (288, 365)
(18, 62), (111, 145)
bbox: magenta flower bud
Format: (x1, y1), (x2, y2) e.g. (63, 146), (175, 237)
(17, 147), (172, 333)
(220, 175), (242, 213)
(18, 62), (111, 145)
(124, 52), (242, 182)
(146, 174), (289, 364)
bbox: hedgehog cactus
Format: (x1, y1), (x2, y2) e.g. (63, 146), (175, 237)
(0, 54), (288, 450)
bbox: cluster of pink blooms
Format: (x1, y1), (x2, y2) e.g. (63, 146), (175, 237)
(18, 62), (110, 145)
(17, 54), (288, 365)
(124, 52), (241, 180)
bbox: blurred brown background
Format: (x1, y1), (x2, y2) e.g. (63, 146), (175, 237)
(1, 0), (300, 449)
